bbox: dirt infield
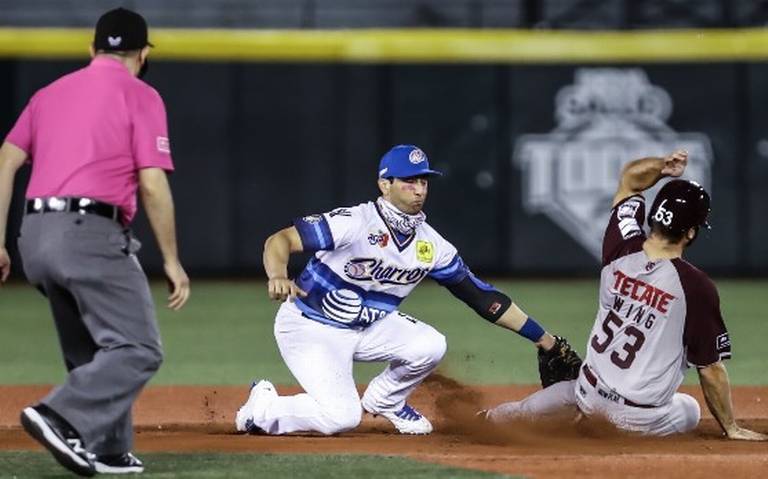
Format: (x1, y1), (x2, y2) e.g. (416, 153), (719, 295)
(2, 378), (767, 478)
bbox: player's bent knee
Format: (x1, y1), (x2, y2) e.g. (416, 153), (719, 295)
(143, 344), (164, 371)
(674, 393), (701, 433)
(320, 404), (363, 435)
(407, 332), (447, 368)
(130, 343), (164, 374)
(425, 333), (447, 364)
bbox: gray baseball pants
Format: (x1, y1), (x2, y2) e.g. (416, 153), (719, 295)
(17, 212), (163, 456)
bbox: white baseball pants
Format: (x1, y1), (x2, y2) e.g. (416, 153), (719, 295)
(488, 372), (700, 436)
(254, 301), (447, 435)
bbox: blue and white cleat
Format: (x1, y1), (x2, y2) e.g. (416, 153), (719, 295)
(375, 404), (433, 435)
(235, 380), (277, 434)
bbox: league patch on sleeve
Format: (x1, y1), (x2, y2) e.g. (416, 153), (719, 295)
(416, 240), (434, 263)
(156, 136), (170, 153)
(716, 333), (731, 351)
(617, 198), (641, 219)
(617, 199), (643, 239)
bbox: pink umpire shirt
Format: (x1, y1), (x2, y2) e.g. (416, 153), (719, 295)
(5, 56), (174, 224)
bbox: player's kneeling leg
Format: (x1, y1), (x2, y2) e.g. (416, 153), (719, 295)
(359, 320), (447, 413)
(316, 399), (363, 435)
(401, 331), (448, 376)
(669, 392), (701, 434)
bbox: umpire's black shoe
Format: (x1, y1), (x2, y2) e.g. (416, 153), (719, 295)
(95, 452), (145, 474)
(20, 405), (96, 477)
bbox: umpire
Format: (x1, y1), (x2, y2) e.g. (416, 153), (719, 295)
(0, 8), (189, 476)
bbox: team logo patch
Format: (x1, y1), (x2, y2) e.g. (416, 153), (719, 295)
(156, 136), (170, 153)
(514, 68), (713, 260)
(343, 258), (429, 285)
(321, 289), (362, 324)
(302, 214), (323, 224)
(415, 240), (434, 263)
(409, 148), (426, 164)
(107, 36), (122, 47)
(367, 230), (389, 248)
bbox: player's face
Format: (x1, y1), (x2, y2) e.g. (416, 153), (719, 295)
(383, 176), (429, 214)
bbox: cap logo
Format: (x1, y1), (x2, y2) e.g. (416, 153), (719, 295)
(108, 36), (122, 47)
(379, 167), (388, 177)
(408, 148), (426, 164)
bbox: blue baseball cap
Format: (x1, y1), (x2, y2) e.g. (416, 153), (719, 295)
(378, 145), (443, 179)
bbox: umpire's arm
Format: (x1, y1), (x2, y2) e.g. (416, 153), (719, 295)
(139, 167), (190, 310)
(0, 142), (28, 283)
(263, 226), (307, 301)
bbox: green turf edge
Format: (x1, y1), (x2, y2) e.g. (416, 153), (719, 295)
(0, 451), (521, 479)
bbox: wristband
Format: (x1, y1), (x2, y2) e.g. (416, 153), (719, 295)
(518, 316), (546, 343)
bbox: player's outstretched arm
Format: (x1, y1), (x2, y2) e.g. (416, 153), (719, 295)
(698, 361), (768, 441)
(263, 226), (307, 301)
(494, 303), (556, 351)
(613, 149), (688, 207)
(0, 142), (28, 284)
(495, 301), (583, 388)
(440, 267), (582, 387)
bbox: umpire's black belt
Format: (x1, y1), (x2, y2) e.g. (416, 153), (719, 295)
(581, 365), (655, 409)
(25, 197), (121, 222)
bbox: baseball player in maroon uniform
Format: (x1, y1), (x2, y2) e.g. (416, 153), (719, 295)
(484, 150), (766, 440)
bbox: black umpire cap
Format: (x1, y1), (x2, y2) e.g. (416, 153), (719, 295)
(647, 179), (711, 235)
(93, 7), (153, 51)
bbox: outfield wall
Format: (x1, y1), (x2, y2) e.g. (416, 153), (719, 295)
(2, 29), (767, 276)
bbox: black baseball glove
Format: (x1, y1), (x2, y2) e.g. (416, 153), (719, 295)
(537, 336), (582, 388)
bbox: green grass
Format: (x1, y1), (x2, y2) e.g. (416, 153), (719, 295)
(0, 452), (515, 478)
(1, 279), (766, 385)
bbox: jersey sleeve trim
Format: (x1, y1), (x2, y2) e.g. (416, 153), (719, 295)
(429, 254), (470, 285)
(293, 215), (335, 251)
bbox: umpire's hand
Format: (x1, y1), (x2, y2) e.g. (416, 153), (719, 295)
(268, 277), (307, 301)
(164, 260), (190, 310)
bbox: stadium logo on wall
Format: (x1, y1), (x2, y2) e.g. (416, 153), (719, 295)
(513, 68), (713, 260)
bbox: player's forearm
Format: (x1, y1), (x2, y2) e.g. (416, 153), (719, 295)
(495, 303), (556, 350)
(263, 233), (292, 280)
(619, 157), (667, 195)
(495, 303), (528, 331)
(139, 171), (180, 264)
(698, 362), (739, 435)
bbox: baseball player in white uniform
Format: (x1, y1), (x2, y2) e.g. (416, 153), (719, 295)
(484, 150), (767, 440)
(235, 145), (580, 436)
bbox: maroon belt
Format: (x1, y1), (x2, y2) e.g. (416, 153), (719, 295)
(581, 365), (655, 409)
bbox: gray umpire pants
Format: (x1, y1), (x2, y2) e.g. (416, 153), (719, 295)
(17, 212), (163, 456)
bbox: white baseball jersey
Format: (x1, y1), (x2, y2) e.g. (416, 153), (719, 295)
(584, 194), (731, 406)
(292, 201), (469, 329)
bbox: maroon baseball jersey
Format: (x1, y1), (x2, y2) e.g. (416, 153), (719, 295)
(584, 194), (731, 406)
